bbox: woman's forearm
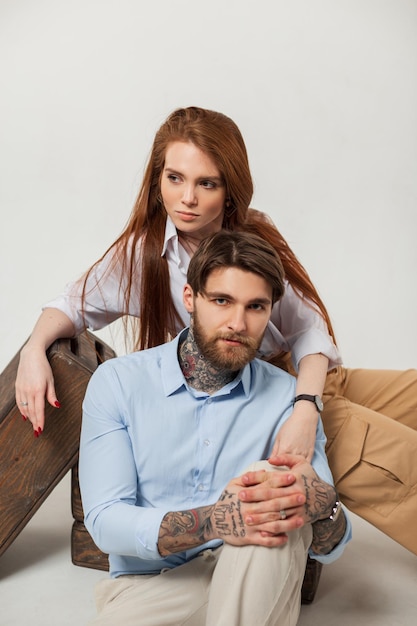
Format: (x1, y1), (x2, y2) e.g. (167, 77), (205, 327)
(22, 308), (76, 352)
(270, 353), (329, 460)
(295, 353), (328, 396)
(293, 353), (328, 417)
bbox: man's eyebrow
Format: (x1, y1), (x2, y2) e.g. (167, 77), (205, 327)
(204, 291), (272, 305)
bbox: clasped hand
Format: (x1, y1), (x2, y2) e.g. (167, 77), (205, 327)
(211, 454), (321, 548)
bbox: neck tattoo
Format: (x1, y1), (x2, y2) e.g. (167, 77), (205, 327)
(178, 327), (236, 395)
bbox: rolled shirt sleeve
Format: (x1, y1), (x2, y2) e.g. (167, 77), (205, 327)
(43, 241), (142, 335)
(262, 282), (342, 371)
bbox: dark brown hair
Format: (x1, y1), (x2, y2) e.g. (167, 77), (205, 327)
(187, 230), (285, 305)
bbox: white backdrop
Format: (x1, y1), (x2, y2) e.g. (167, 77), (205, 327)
(1, 0), (416, 374)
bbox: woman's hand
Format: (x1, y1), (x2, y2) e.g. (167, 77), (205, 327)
(271, 352), (328, 461)
(15, 344), (59, 435)
(14, 308), (75, 434)
(270, 403), (319, 462)
(262, 454), (336, 524)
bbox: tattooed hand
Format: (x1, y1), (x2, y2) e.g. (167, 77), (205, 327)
(265, 453), (335, 522)
(266, 453), (347, 554)
(157, 471), (302, 557)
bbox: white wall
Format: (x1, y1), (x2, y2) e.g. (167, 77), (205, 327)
(1, 0), (416, 373)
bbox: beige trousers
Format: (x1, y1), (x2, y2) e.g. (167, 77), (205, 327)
(322, 367), (417, 554)
(88, 462), (313, 626)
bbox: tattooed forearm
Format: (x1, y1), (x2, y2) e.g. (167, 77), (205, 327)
(157, 489), (246, 557)
(311, 508), (347, 555)
(301, 472), (347, 554)
(158, 506), (214, 556)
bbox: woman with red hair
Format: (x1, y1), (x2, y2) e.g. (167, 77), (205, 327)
(16, 106), (417, 555)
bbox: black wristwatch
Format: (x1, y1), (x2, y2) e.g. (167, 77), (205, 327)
(293, 394), (324, 412)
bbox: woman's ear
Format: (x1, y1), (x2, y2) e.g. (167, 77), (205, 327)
(183, 284), (194, 313)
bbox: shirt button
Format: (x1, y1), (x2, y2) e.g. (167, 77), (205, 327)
(204, 439), (210, 446)
(206, 398), (212, 404)
(198, 484), (205, 491)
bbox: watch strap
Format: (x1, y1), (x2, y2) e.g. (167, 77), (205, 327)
(293, 394), (323, 412)
(294, 394), (317, 403)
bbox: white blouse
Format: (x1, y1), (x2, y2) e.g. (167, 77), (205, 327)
(44, 216), (342, 372)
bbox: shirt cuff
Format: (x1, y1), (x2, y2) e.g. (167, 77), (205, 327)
(135, 507), (171, 561)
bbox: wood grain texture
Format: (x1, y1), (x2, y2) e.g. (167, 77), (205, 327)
(71, 521), (109, 571)
(0, 332), (114, 559)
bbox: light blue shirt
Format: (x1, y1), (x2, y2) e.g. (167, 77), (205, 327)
(79, 329), (351, 578)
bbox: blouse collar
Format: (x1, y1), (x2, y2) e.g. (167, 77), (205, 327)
(161, 215), (178, 257)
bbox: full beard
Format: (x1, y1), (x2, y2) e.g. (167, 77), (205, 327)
(193, 316), (260, 371)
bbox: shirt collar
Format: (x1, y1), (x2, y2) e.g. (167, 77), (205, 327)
(161, 328), (252, 398)
(161, 215), (178, 257)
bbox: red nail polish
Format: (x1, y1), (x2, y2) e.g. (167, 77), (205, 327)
(54, 401), (61, 408)
(34, 430), (39, 438)
(37, 427), (42, 435)
(22, 415), (27, 421)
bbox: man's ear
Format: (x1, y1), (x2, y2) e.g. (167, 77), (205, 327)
(183, 284), (194, 313)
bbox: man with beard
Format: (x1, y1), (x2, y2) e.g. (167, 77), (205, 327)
(79, 230), (351, 626)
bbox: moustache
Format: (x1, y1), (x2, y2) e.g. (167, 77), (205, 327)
(215, 333), (257, 348)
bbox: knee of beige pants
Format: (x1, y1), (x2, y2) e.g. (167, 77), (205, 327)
(205, 460), (313, 626)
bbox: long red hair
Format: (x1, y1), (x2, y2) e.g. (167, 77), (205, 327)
(81, 106), (336, 352)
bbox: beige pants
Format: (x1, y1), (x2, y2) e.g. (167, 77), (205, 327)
(89, 462), (313, 626)
(322, 367), (417, 554)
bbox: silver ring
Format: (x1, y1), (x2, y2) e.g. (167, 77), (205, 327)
(20, 402), (29, 407)
(279, 510), (287, 520)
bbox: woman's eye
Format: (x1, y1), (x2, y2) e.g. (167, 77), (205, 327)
(167, 174), (181, 183)
(200, 180), (216, 189)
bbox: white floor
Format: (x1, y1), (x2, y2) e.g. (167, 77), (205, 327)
(1, 473), (416, 626)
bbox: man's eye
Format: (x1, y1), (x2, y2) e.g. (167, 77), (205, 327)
(249, 304), (265, 311)
(214, 298), (228, 305)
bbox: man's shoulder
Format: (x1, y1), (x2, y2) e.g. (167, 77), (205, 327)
(96, 341), (172, 376)
(252, 357), (296, 382)
(249, 358), (296, 398)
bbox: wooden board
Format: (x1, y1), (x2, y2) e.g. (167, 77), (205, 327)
(0, 332), (115, 557)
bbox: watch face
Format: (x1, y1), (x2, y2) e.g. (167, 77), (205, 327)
(315, 396), (324, 412)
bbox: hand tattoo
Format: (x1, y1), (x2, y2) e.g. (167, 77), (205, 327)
(301, 473), (334, 523)
(213, 490), (246, 539)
